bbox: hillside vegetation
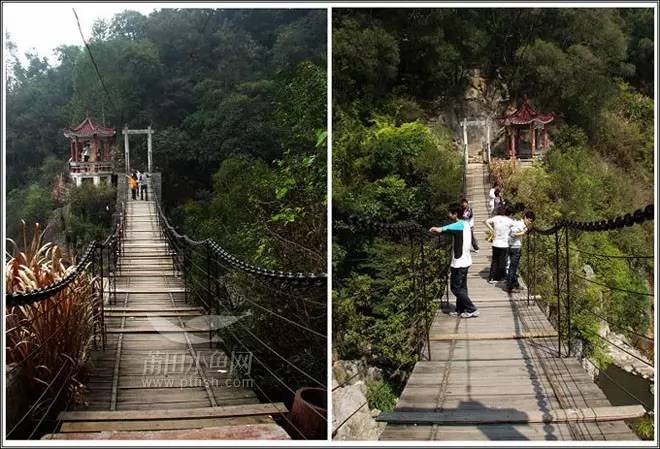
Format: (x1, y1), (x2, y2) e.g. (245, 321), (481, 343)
(332, 9), (654, 403)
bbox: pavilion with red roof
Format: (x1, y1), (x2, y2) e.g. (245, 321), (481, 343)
(64, 110), (116, 186)
(499, 96), (554, 160)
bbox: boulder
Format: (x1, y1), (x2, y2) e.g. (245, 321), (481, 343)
(332, 384), (382, 441)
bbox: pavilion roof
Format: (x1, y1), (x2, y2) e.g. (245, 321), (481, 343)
(500, 96), (554, 127)
(64, 111), (115, 138)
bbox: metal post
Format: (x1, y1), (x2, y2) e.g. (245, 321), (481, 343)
(112, 236), (118, 305)
(183, 244), (189, 304)
(123, 125), (130, 174)
(420, 240), (431, 361)
(554, 231), (561, 357)
(445, 243), (451, 309)
(147, 125), (153, 173)
(565, 228), (571, 357)
(98, 243), (106, 351)
(206, 243), (213, 348)
(410, 236), (418, 356)
(526, 232), (530, 307)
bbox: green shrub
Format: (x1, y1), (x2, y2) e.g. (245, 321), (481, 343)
(366, 380), (398, 412)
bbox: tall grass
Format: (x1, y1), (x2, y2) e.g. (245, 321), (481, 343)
(5, 223), (99, 437)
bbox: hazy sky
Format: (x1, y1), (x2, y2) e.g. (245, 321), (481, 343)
(3, 3), (158, 64)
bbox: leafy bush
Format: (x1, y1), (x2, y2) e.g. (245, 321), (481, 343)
(366, 380), (398, 412)
(5, 223), (98, 438)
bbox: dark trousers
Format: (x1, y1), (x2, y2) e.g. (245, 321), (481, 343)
(131, 188), (137, 200)
(450, 267), (477, 313)
(507, 247), (522, 289)
(140, 185), (148, 200)
(489, 246), (508, 281)
(471, 227), (479, 251)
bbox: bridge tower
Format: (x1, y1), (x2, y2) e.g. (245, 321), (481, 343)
(63, 110), (116, 186)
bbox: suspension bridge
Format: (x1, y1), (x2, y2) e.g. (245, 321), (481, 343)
(337, 162), (654, 441)
(5, 178), (327, 440)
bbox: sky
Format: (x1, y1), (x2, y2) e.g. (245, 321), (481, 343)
(3, 3), (159, 64)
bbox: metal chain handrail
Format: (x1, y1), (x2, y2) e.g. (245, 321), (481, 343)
(528, 204), (653, 235)
(154, 199), (326, 286)
(6, 242), (97, 307)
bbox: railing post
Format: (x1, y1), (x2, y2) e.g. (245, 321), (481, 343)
(183, 243), (189, 304)
(112, 236), (118, 305)
(554, 230), (561, 357)
(526, 231), (530, 307)
(565, 228), (571, 357)
(420, 239), (431, 361)
(444, 242), (450, 310)
(410, 235), (419, 356)
(206, 243), (213, 349)
(98, 242), (106, 351)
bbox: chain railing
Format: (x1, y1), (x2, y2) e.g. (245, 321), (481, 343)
(335, 210), (453, 361)
(5, 207), (124, 439)
(522, 204), (654, 413)
(150, 186), (327, 437)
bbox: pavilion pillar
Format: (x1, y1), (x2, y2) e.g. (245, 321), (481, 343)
(530, 124), (536, 158)
(74, 138), (80, 162)
(147, 125), (153, 173)
(511, 129), (517, 161)
(123, 125), (130, 174)
(93, 135), (99, 162)
(70, 140), (74, 161)
(543, 127), (549, 149)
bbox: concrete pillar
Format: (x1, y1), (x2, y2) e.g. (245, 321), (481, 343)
(462, 120), (468, 165)
(147, 125), (153, 173)
(486, 122), (491, 164)
(510, 131), (516, 160)
(123, 125), (130, 174)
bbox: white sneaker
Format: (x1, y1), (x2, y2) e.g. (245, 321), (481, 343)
(449, 311), (459, 317)
(460, 310), (480, 318)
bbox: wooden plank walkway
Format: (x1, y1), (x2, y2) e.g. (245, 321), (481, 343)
(378, 163), (641, 441)
(46, 198), (289, 440)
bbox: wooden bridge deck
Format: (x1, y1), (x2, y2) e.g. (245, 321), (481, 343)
(378, 163), (643, 441)
(46, 199), (289, 440)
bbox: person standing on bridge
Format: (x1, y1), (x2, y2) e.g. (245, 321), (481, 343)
(506, 210), (535, 293)
(429, 204), (479, 318)
(140, 172), (149, 200)
(461, 198), (479, 252)
(485, 205), (514, 284)
(129, 172), (138, 200)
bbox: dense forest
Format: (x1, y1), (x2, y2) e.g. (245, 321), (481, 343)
(332, 8), (654, 417)
(6, 8), (327, 274)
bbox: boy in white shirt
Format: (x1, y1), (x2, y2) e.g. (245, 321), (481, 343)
(430, 204), (479, 318)
(485, 206), (514, 283)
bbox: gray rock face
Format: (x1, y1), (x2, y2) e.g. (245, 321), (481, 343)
(582, 264), (595, 279)
(332, 360), (386, 440)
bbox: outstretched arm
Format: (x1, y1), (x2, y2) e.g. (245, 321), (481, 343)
(484, 218), (495, 233)
(430, 221), (464, 234)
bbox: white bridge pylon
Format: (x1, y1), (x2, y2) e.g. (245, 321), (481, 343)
(122, 125), (154, 174)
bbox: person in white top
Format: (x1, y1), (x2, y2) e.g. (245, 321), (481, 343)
(506, 210), (535, 292)
(485, 205), (514, 283)
(430, 204), (479, 318)
(488, 185), (505, 216)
